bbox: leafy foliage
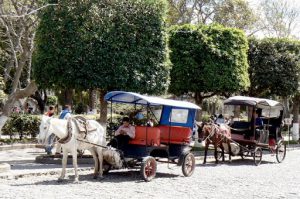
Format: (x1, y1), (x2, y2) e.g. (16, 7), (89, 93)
(46, 95), (57, 106)
(33, 0), (169, 95)
(248, 38), (300, 97)
(0, 76), (6, 105)
(168, 24), (249, 99)
(213, 0), (259, 31)
(2, 114), (41, 139)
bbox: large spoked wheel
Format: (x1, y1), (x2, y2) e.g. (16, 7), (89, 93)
(276, 141), (286, 163)
(140, 156), (157, 182)
(253, 147), (262, 166)
(182, 153), (196, 177)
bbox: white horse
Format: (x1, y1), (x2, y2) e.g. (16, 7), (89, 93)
(38, 115), (106, 182)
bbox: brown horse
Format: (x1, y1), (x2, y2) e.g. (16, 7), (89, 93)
(198, 122), (232, 164)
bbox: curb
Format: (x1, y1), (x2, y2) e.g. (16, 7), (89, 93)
(35, 155), (95, 165)
(0, 167), (94, 180)
(0, 144), (44, 151)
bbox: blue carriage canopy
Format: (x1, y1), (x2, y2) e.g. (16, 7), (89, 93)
(104, 91), (201, 128)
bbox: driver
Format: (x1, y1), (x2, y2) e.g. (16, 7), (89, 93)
(108, 117), (135, 151)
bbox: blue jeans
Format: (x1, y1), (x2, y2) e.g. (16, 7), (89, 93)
(45, 134), (56, 154)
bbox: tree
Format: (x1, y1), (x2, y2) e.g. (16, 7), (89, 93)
(260, 0), (300, 38)
(248, 38), (300, 97)
(168, 24), (249, 118)
(247, 38), (300, 140)
(33, 0), (169, 123)
(166, 0), (260, 36)
(167, 0), (197, 25)
(213, 0), (259, 35)
(0, 0), (55, 133)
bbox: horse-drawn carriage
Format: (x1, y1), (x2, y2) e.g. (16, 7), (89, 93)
(103, 91), (200, 181)
(223, 96), (287, 165)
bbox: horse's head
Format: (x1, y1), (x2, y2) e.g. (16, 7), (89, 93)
(197, 122), (208, 142)
(38, 115), (52, 144)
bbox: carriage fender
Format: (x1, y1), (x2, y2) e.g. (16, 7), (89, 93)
(177, 148), (191, 166)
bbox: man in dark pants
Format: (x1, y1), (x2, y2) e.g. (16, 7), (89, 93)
(109, 117), (135, 151)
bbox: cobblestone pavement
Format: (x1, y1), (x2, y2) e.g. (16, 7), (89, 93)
(0, 148), (300, 199)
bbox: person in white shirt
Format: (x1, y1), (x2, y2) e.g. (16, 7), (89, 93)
(109, 117), (135, 150)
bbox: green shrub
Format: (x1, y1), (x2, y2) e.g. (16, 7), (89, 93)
(74, 102), (85, 114)
(46, 95), (58, 106)
(2, 114), (41, 139)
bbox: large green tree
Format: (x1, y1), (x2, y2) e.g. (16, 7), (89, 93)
(168, 24), (249, 117)
(33, 0), (169, 122)
(248, 38), (300, 97)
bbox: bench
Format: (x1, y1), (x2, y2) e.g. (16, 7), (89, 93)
(157, 125), (192, 145)
(128, 126), (160, 146)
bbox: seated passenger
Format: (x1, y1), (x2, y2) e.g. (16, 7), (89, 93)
(108, 117), (135, 151)
(244, 109), (263, 139)
(254, 109), (264, 129)
(215, 114), (225, 124)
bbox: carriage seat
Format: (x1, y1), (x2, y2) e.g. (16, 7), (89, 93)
(158, 125), (192, 145)
(128, 126), (160, 146)
(230, 121), (250, 135)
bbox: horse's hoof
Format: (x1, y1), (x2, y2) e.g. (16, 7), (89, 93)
(73, 179), (79, 183)
(203, 162), (206, 164)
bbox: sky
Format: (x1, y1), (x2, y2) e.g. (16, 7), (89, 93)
(248, 0), (300, 38)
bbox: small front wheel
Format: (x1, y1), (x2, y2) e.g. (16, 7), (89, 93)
(276, 141), (286, 163)
(140, 156), (157, 182)
(182, 153), (195, 177)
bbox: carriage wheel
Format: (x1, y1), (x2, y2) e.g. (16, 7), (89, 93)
(253, 147), (262, 166)
(140, 156), (157, 182)
(276, 141), (286, 163)
(182, 153), (195, 177)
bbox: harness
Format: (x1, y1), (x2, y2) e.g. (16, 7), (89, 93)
(58, 117), (73, 144)
(58, 116), (98, 144)
(202, 124), (218, 143)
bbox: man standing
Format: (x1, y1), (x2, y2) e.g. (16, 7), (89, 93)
(54, 105), (72, 155)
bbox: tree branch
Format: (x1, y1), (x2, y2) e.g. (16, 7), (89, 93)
(0, 4), (57, 18)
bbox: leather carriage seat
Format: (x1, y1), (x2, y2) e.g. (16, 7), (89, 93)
(128, 126), (160, 146)
(158, 125), (192, 145)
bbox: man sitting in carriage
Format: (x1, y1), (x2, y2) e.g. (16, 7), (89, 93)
(108, 116), (135, 151)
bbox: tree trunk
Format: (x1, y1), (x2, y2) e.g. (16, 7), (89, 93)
(64, 88), (73, 106)
(292, 94), (300, 141)
(194, 92), (203, 121)
(89, 89), (97, 113)
(283, 97), (290, 118)
(99, 90), (107, 125)
(31, 90), (47, 113)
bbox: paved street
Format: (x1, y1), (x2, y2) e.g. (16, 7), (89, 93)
(0, 147), (300, 199)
